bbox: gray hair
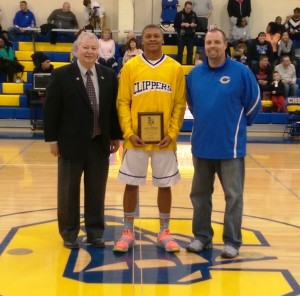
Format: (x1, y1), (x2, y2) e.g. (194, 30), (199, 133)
(76, 31), (98, 47)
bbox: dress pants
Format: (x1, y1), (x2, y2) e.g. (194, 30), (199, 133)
(57, 136), (109, 242)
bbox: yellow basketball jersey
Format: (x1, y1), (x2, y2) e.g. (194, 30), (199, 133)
(117, 54), (186, 150)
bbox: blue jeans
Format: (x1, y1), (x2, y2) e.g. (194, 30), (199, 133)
(190, 157), (245, 248)
(283, 82), (299, 97)
(7, 26), (34, 41)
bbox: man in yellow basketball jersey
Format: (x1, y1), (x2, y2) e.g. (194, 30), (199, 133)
(115, 24), (186, 253)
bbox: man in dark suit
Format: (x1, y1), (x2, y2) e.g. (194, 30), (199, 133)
(43, 31), (122, 249)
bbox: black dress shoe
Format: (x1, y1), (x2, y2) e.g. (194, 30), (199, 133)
(63, 240), (79, 249)
(87, 238), (105, 248)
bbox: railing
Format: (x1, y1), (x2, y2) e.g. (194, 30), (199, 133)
(123, 30), (206, 37)
(25, 28), (120, 51)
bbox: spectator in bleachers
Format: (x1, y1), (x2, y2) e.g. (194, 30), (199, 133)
(0, 35), (15, 82)
(229, 16), (250, 48)
(31, 54), (53, 103)
(1, 31), (13, 50)
(192, 0), (213, 33)
(274, 16), (285, 35)
(265, 22), (281, 64)
(248, 32), (273, 65)
(251, 54), (273, 99)
(83, 0), (105, 31)
(285, 7), (300, 41)
(277, 31), (296, 65)
(161, 0), (179, 23)
(269, 71), (287, 113)
(232, 42), (249, 66)
(119, 31), (136, 58)
(275, 55), (299, 97)
(98, 27), (117, 68)
(0, 35), (24, 82)
(46, 2), (78, 43)
(227, 0), (251, 26)
(7, 1), (36, 42)
(47, 2), (78, 30)
(122, 38), (143, 65)
(33, 54), (53, 74)
(174, 1), (199, 65)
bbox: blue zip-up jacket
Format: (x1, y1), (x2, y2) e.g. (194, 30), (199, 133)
(13, 10), (35, 28)
(186, 56), (261, 159)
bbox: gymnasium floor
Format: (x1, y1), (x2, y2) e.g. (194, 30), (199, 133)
(0, 128), (300, 296)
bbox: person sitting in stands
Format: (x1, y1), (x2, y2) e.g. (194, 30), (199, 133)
(232, 42), (249, 66)
(269, 71), (287, 113)
(248, 32), (273, 65)
(98, 27), (117, 68)
(1, 31), (13, 50)
(83, 0), (105, 30)
(274, 16), (285, 35)
(7, 1), (36, 41)
(251, 54), (273, 99)
(0, 35), (24, 82)
(285, 7), (300, 41)
(122, 38), (143, 65)
(0, 35), (15, 82)
(120, 31), (135, 57)
(32, 54), (54, 103)
(265, 22), (281, 64)
(229, 16), (250, 48)
(277, 31), (296, 66)
(275, 55), (299, 97)
(47, 2), (78, 42)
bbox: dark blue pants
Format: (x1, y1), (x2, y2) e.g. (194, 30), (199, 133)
(176, 35), (195, 65)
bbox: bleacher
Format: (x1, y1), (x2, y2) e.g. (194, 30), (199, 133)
(1, 40), (300, 131)
(0, 41), (195, 121)
(0, 41), (71, 119)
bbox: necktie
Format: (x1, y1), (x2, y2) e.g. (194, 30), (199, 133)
(86, 70), (101, 137)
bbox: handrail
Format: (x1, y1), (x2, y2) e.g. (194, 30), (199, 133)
(123, 30), (205, 37)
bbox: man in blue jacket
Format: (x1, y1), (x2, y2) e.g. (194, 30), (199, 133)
(7, 1), (36, 41)
(186, 29), (261, 258)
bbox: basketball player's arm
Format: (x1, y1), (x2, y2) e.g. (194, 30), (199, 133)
(116, 65), (136, 142)
(167, 67), (186, 141)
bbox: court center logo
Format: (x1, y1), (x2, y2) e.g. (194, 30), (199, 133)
(62, 215), (284, 285)
(1, 213), (300, 296)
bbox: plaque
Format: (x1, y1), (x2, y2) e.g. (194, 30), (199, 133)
(138, 112), (164, 144)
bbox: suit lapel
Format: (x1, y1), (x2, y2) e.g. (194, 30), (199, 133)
(69, 62), (91, 108)
(95, 64), (107, 114)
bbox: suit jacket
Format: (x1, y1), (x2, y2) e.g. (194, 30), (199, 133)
(43, 62), (122, 159)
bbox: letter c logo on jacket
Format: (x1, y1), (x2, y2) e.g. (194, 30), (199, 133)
(220, 76), (230, 84)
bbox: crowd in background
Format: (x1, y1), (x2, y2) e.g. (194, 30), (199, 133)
(0, 0), (300, 110)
